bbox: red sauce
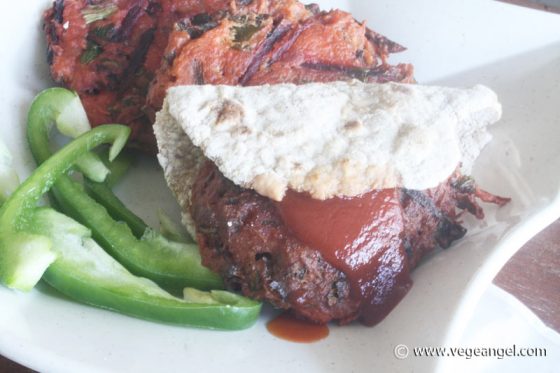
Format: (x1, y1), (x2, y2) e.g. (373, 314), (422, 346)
(267, 313), (330, 343)
(276, 189), (412, 326)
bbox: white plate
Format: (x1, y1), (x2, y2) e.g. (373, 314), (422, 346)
(442, 285), (560, 372)
(1, 1), (560, 372)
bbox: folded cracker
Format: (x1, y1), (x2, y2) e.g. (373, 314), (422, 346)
(154, 108), (204, 236)
(155, 81), (501, 210)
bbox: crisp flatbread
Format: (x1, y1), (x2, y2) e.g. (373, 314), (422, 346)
(155, 80), (501, 212)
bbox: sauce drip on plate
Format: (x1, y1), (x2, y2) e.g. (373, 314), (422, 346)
(267, 313), (329, 343)
(276, 189), (412, 326)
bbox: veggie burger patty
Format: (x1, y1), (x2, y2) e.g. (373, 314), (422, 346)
(44, 0), (413, 151)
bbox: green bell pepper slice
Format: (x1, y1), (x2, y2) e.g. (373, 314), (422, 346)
(27, 88), (223, 291)
(85, 172), (193, 242)
(0, 113), (260, 329)
(0, 124), (129, 291)
(30, 208), (260, 330)
(84, 178), (149, 239)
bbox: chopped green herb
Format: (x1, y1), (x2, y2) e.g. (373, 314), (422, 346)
(232, 23), (263, 44)
(80, 40), (103, 64)
(90, 24), (115, 40)
(82, 3), (118, 25)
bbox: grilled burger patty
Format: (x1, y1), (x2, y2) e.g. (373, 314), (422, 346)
(190, 161), (507, 325)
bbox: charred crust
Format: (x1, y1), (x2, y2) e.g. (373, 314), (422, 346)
(111, 5), (144, 42)
(192, 59), (205, 85)
(365, 28), (407, 54)
(177, 14), (219, 39)
(239, 20), (292, 85)
(118, 28), (155, 92)
(402, 187), (467, 251)
(403, 240), (414, 258)
(53, 0), (65, 24)
(456, 198), (483, 218)
(355, 49), (364, 60)
(451, 175), (476, 193)
(47, 22), (60, 44)
(163, 50), (176, 65)
(305, 3), (321, 15)
(146, 1), (161, 16)
(46, 47), (54, 65)
(402, 189), (439, 216)
(436, 218), (467, 249)
(266, 19), (313, 67)
(191, 13), (213, 25)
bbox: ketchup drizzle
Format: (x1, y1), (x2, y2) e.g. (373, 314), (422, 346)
(276, 189), (412, 326)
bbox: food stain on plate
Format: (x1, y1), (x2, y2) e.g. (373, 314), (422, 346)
(267, 313), (330, 343)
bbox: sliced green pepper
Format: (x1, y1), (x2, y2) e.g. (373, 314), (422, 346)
(0, 124), (129, 291)
(46, 87), (110, 182)
(30, 208), (260, 330)
(102, 150), (133, 188)
(27, 88), (223, 291)
(71, 141), (149, 239)
(0, 117), (260, 329)
(86, 174), (193, 242)
(85, 178), (149, 239)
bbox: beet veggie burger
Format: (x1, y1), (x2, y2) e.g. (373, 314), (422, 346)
(43, 0), (413, 152)
(154, 80), (510, 326)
